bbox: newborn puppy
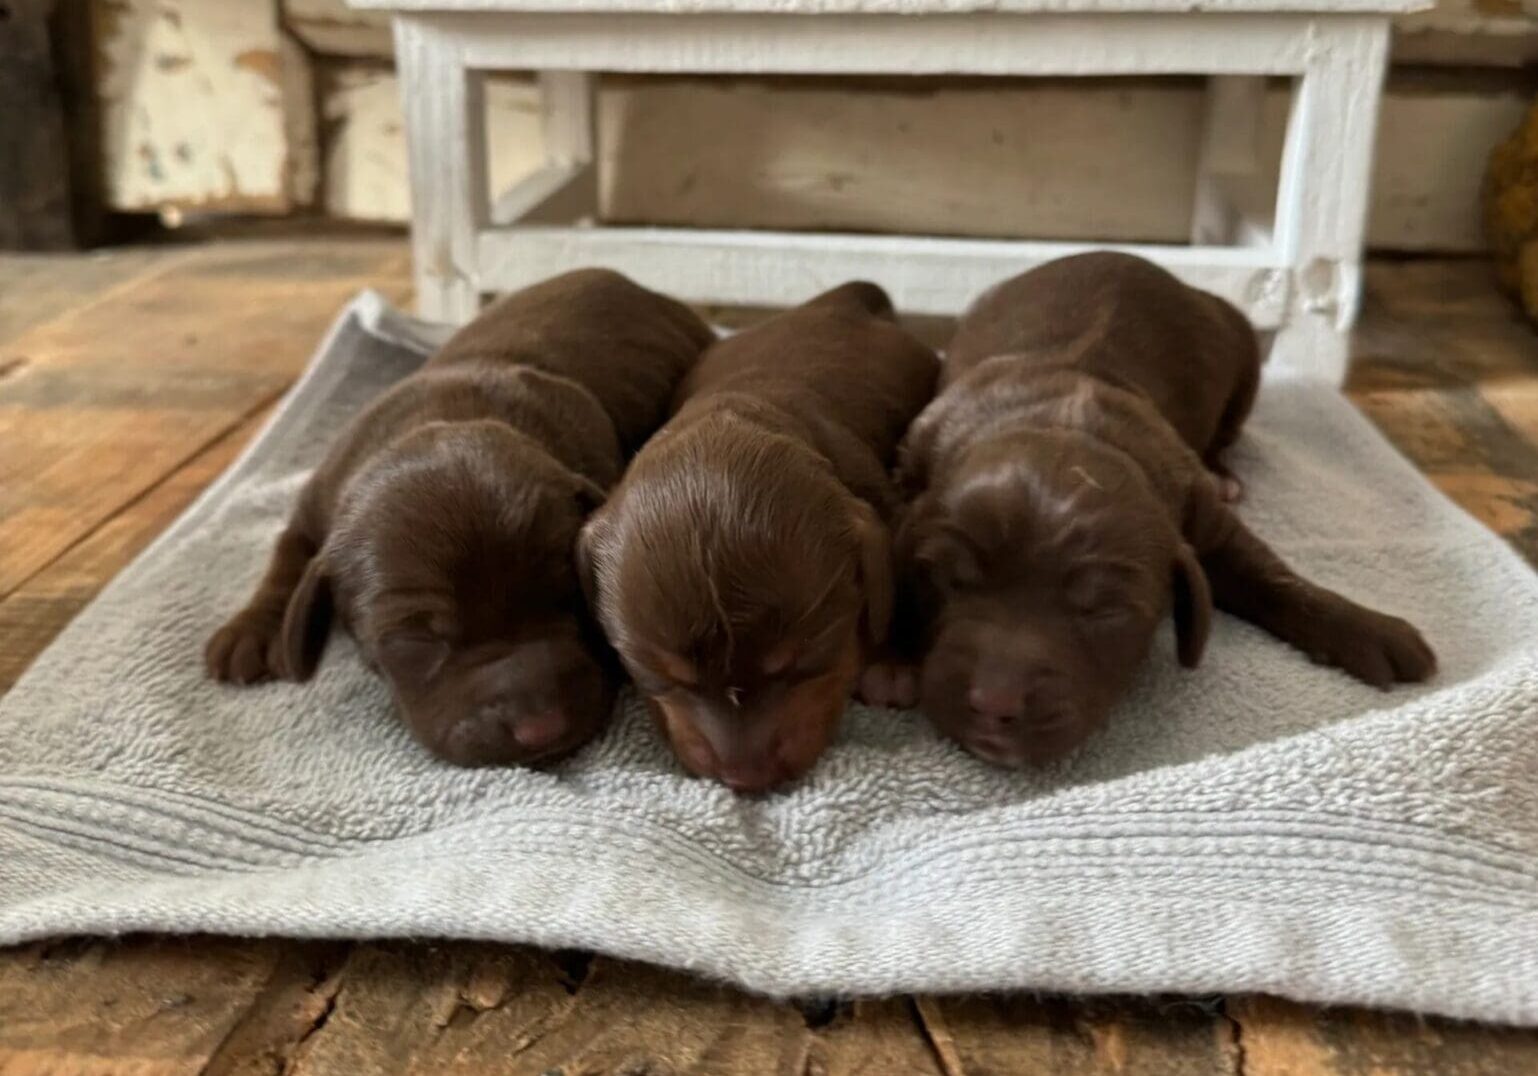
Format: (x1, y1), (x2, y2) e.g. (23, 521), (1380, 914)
(579, 282), (939, 792)
(206, 269), (714, 766)
(873, 251), (1435, 766)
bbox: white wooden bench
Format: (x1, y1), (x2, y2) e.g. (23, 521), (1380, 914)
(353, 0), (1427, 382)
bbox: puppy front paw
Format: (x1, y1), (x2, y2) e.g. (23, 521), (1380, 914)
(1206, 463), (1243, 504)
(858, 661), (920, 709)
(1306, 605), (1436, 689)
(205, 609), (285, 684)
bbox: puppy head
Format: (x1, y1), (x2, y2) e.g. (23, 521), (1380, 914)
(282, 421), (616, 766)
(903, 430), (1210, 767)
(579, 423), (891, 793)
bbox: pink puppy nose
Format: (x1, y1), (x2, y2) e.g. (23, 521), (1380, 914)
(968, 683), (1023, 725)
(513, 708), (570, 750)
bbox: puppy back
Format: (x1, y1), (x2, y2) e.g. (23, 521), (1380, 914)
(677, 287), (937, 469)
(430, 268), (714, 454)
(944, 252), (1257, 447)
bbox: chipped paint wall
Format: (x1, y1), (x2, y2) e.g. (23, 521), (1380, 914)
(321, 68), (543, 222)
(97, 0), (1534, 252)
(96, 0), (315, 213)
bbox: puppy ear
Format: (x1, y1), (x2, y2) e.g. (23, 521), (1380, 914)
(1171, 542), (1213, 668)
(851, 500), (894, 648)
(574, 509), (610, 612)
(279, 556), (333, 681)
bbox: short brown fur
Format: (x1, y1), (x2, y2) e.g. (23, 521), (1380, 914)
(867, 252), (1435, 766)
(206, 268), (714, 766)
(580, 282), (939, 792)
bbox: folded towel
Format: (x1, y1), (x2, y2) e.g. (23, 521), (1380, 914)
(2, 291), (1535, 1023)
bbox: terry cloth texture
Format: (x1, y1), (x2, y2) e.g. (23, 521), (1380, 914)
(2, 291), (1536, 1023)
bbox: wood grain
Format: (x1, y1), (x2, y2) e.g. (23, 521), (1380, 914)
(0, 249), (168, 342)
(0, 406), (268, 692)
(0, 238), (410, 598)
(1232, 996), (1538, 1076)
(0, 938), (344, 1076)
(919, 994), (1239, 1076)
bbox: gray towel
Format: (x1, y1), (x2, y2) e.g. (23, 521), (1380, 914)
(3, 292), (1536, 1024)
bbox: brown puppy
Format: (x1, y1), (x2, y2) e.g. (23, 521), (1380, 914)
(578, 282), (939, 793)
(206, 268), (714, 766)
(868, 251), (1435, 766)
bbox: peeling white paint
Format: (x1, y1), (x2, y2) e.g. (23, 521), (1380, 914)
(98, 0), (316, 211)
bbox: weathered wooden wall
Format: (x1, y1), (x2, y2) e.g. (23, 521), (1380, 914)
(90, 0), (1538, 251)
(95, 0), (316, 215)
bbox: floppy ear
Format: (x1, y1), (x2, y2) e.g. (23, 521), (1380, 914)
(278, 556), (333, 681)
(851, 500), (894, 648)
(1171, 542), (1213, 668)
(574, 509), (609, 612)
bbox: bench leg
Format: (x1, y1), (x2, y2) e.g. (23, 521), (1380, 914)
(394, 16), (487, 324)
(1271, 17), (1389, 383)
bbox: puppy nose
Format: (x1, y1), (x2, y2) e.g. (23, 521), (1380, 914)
(716, 760), (783, 794)
(511, 708), (570, 750)
(968, 682), (1024, 725)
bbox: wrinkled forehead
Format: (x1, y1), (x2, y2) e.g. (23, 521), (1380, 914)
(341, 483), (581, 607)
(615, 536), (859, 677)
(944, 450), (1171, 567)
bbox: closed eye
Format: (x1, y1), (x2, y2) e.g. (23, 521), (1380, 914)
(1064, 563), (1145, 620)
(919, 532), (984, 591)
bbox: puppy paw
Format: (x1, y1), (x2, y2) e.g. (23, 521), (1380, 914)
(1206, 464), (1243, 504)
(205, 609), (285, 684)
(857, 661), (920, 709)
(1306, 606), (1436, 689)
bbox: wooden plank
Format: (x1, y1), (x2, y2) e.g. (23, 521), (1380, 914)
(321, 65), (544, 225)
(0, 237), (411, 599)
(807, 999), (948, 1075)
(0, 0), (76, 250)
(451, 12), (1333, 77)
(476, 226), (1288, 322)
(0, 937), (349, 1076)
(918, 994), (1239, 1075)
(395, 15), (487, 321)
(0, 406), (268, 693)
(0, 249), (170, 344)
(353, 0), (1430, 15)
(281, 942), (580, 1075)
(287, 949), (817, 1075)
(1348, 258), (1538, 566)
(1230, 995), (1538, 1075)
(283, 0), (395, 55)
(317, 59), (1519, 255)
(490, 160), (595, 225)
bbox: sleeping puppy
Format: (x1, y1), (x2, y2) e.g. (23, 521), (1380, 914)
(866, 251), (1435, 766)
(579, 282), (939, 793)
(205, 268), (714, 766)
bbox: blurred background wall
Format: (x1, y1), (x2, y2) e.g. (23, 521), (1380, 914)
(38, 0), (1538, 251)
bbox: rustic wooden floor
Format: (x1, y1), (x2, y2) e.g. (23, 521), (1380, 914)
(1, 236), (1537, 1075)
